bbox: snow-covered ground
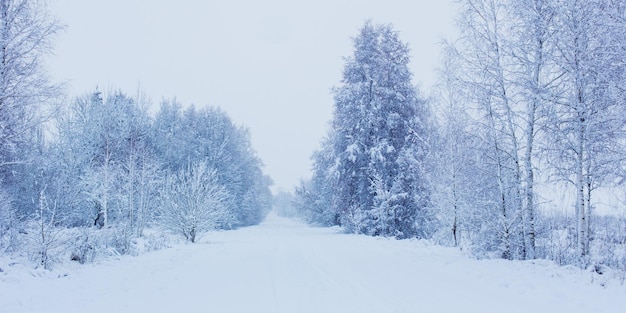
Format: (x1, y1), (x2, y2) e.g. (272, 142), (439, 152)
(1, 212), (625, 313)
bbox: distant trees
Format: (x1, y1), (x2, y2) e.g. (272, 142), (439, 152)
(296, 21), (432, 238)
(273, 190), (297, 218)
(294, 138), (338, 226)
(1, 88), (269, 265)
(152, 102), (272, 228)
(50, 92), (273, 242)
(0, 30), (272, 265)
(0, 0), (272, 264)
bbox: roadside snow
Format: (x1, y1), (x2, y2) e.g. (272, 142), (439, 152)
(1, 212), (624, 313)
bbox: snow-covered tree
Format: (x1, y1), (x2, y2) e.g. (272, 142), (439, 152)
(160, 162), (231, 243)
(430, 45), (483, 248)
(50, 89), (158, 247)
(0, 0), (61, 168)
(436, 0), (626, 267)
(449, 0), (554, 259)
(548, 0), (626, 262)
(294, 137), (339, 226)
(0, 0), (62, 225)
(29, 186), (63, 269)
(273, 190), (297, 218)
(507, 0), (562, 260)
(302, 21), (432, 238)
(153, 101), (272, 228)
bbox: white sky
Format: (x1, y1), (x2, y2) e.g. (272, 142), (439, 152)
(47, 0), (458, 193)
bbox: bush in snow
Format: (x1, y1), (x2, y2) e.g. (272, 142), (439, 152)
(25, 187), (65, 269)
(160, 162), (231, 243)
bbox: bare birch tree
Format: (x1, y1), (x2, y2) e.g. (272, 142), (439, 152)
(549, 0), (626, 262)
(0, 0), (62, 168)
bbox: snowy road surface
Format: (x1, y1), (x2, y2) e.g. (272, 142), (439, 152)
(1, 213), (625, 313)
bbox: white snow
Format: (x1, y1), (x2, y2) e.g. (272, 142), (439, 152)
(1, 212), (625, 313)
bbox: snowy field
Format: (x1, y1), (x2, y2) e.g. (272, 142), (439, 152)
(1, 213), (625, 313)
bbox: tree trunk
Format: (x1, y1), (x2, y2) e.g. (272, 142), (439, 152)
(523, 61), (539, 260)
(576, 120), (586, 261)
(452, 176), (459, 247)
(583, 161), (593, 253)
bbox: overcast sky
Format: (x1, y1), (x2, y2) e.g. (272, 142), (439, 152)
(47, 1), (458, 193)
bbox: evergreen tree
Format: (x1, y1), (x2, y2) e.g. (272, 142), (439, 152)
(306, 21), (432, 238)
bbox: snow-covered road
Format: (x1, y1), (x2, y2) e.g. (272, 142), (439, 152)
(2, 213), (625, 313)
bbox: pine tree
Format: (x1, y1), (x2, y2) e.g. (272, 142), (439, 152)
(309, 21), (432, 238)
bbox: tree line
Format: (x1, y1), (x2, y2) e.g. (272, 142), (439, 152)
(293, 0), (626, 272)
(0, 0), (271, 269)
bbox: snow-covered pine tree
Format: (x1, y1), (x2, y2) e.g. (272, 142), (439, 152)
(312, 21), (431, 238)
